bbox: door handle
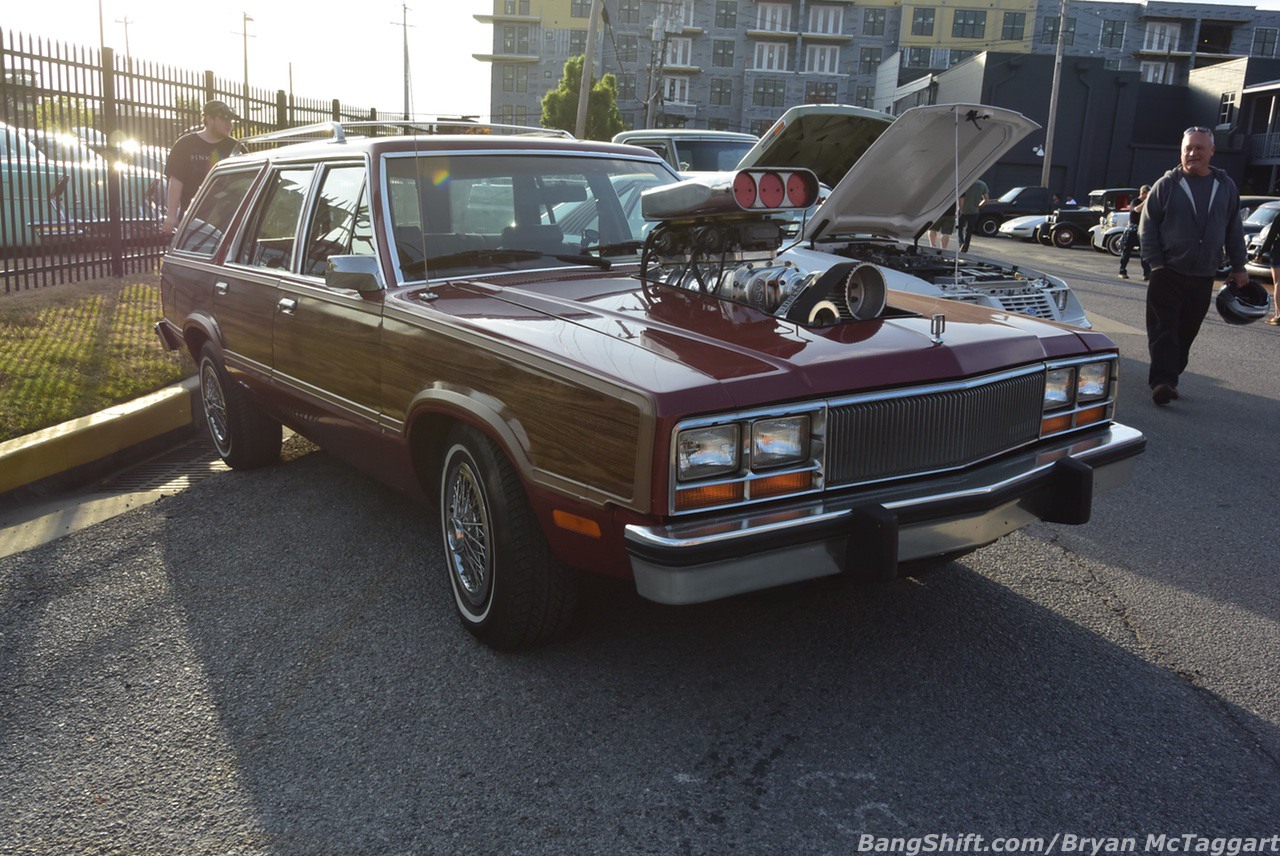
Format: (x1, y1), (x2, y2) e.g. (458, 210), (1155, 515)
(214, 281), (228, 296)
(277, 297), (298, 315)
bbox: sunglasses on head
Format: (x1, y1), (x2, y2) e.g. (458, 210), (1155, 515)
(1184, 126), (1212, 135)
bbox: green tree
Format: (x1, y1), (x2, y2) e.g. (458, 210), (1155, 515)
(540, 55), (624, 141)
(36, 95), (95, 132)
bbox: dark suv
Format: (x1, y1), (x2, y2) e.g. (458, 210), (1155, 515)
(155, 117), (1143, 649)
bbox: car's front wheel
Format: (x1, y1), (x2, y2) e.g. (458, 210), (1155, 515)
(198, 343), (282, 469)
(1052, 226), (1079, 249)
(439, 425), (578, 649)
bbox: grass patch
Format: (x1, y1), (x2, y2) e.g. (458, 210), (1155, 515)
(0, 273), (193, 442)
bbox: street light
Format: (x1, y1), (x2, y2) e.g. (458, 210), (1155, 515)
(242, 13), (254, 124)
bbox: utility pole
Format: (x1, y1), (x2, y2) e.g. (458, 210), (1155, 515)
(115, 17), (133, 58)
(240, 13), (254, 123)
(574, 0), (603, 138)
(644, 8), (675, 127)
(1040, 0), (1068, 189)
(97, 0), (105, 51)
(392, 4), (414, 120)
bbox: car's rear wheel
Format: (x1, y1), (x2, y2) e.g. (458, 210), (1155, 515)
(198, 343), (281, 469)
(439, 425), (578, 649)
(1052, 226), (1079, 249)
(1105, 232), (1126, 256)
(978, 217), (1000, 237)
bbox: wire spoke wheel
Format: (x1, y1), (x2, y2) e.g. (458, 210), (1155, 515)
(200, 360), (232, 456)
(444, 458), (492, 609)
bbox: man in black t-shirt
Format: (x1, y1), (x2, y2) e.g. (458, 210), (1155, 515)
(162, 99), (240, 235)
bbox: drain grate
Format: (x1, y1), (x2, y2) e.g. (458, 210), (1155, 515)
(94, 439), (230, 494)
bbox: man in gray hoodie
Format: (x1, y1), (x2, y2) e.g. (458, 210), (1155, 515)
(1138, 126), (1248, 405)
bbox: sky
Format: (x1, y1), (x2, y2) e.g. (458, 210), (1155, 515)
(3, 0), (494, 119)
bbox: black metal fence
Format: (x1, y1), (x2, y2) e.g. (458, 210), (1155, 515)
(1, 28), (396, 294)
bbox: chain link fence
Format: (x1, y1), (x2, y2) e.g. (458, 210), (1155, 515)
(1, 27), (396, 293)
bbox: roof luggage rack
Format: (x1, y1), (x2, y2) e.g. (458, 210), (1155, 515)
(237, 119), (575, 151)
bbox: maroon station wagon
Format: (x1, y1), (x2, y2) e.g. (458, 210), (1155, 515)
(156, 111), (1145, 649)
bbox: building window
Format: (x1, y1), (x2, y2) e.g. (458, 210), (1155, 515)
(750, 119), (774, 136)
(570, 0), (589, 17)
(670, 1), (694, 28)
(569, 30), (587, 55)
(617, 0), (640, 24)
(1252, 27), (1277, 57)
(1143, 21), (1179, 52)
(501, 65), (528, 93)
(809, 5), (842, 35)
(667, 37), (692, 67)
(858, 47), (882, 75)
(618, 73), (637, 101)
(952, 10), (986, 40)
(752, 77), (787, 108)
(854, 85), (874, 108)
(1141, 61), (1174, 84)
(715, 0), (737, 28)
(806, 44), (840, 74)
(501, 26), (530, 54)
(503, 0), (530, 14)
(754, 41), (790, 71)
(1042, 16), (1077, 46)
(905, 47), (933, 68)
(663, 76), (689, 105)
(712, 39), (735, 67)
(1100, 20), (1125, 49)
(806, 80), (838, 103)
(711, 78), (733, 106)
(1219, 91), (1238, 126)
(618, 34), (638, 63)
(912, 8), (935, 37)
(1002, 12), (1025, 42)
(949, 49), (977, 66)
(757, 2), (792, 32)
(864, 8), (887, 36)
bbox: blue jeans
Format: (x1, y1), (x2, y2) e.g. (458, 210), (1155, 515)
(1119, 227), (1149, 276)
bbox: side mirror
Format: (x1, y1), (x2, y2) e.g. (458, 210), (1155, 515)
(326, 255), (384, 293)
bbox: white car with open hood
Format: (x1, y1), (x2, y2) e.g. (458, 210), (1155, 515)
(737, 103), (1092, 329)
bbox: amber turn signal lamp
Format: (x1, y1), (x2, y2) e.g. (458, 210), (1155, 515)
(1075, 405), (1108, 427)
(675, 482), (745, 511)
(1041, 414), (1072, 435)
(553, 510), (602, 538)
(749, 471), (812, 499)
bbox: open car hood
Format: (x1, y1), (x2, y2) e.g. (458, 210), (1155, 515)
(741, 103), (1038, 244)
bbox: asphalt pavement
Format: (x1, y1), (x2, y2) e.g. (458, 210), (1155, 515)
(0, 237), (1277, 851)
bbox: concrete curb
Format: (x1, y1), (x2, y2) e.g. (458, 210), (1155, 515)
(0, 376), (201, 504)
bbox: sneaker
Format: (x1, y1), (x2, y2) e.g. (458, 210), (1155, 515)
(1118, 270), (1128, 279)
(1267, 316), (1280, 325)
(1152, 384), (1175, 405)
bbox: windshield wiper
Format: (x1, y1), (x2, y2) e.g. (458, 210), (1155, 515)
(403, 247), (610, 276)
(582, 240), (645, 258)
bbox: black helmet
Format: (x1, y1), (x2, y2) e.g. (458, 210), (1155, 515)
(1216, 280), (1271, 325)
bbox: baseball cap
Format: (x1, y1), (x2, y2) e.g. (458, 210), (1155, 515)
(202, 99), (239, 120)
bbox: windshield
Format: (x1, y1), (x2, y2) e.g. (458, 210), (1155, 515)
(30, 132), (102, 164)
(674, 139), (756, 172)
(1244, 205), (1280, 226)
(384, 153), (675, 279)
(997, 187), (1026, 203)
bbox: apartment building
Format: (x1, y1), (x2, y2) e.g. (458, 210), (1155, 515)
(474, 0), (1280, 133)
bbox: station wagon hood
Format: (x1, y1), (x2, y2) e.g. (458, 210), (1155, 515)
(431, 275), (1092, 408)
(747, 103), (1039, 244)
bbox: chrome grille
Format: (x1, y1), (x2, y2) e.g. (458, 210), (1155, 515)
(826, 370), (1045, 486)
(993, 291), (1056, 319)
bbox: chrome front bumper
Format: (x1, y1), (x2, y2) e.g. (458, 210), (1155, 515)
(625, 423), (1145, 605)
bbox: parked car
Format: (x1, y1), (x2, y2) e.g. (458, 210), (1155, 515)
(999, 214), (1049, 240)
(0, 122), (62, 248)
(1093, 195), (1279, 259)
(156, 108), (1145, 649)
(977, 185), (1056, 236)
(21, 127), (165, 244)
(736, 103), (1091, 328)
(612, 128), (758, 176)
(1036, 188), (1137, 249)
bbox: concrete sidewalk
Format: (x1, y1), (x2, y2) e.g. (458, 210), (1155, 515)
(0, 376), (201, 505)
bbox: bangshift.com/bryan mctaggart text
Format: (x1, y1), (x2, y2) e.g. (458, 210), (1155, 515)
(856, 834), (1280, 856)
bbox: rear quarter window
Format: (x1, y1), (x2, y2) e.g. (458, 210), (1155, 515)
(175, 169), (259, 255)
